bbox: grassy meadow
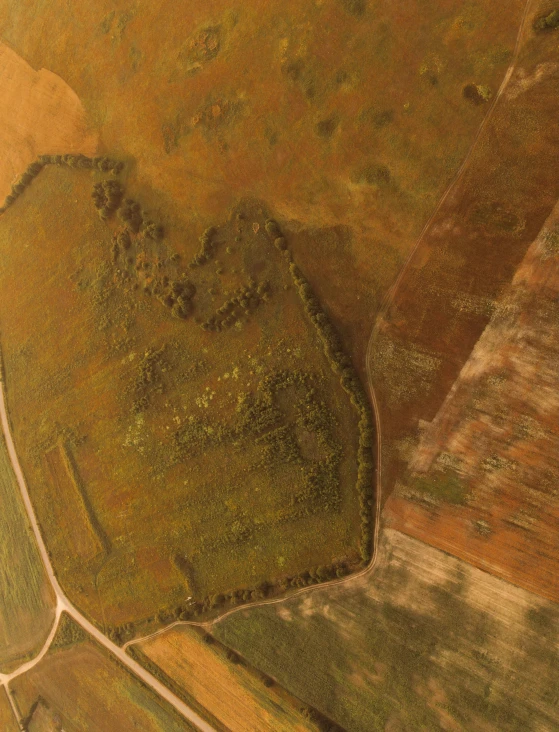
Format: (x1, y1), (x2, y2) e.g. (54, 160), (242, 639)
(0, 161), (367, 633)
(0, 427), (55, 673)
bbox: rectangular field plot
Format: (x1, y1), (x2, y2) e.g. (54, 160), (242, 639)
(42, 440), (109, 565)
(134, 625), (315, 732)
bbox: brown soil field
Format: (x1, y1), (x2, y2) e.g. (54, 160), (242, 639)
(369, 0), (559, 506)
(0, 687), (18, 732)
(0, 41), (97, 203)
(10, 632), (194, 731)
(214, 527), (559, 731)
(0, 0), (525, 378)
(384, 197), (559, 602)
(136, 625), (316, 732)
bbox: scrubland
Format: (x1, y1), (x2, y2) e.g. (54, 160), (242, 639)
(0, 159), (371, 635)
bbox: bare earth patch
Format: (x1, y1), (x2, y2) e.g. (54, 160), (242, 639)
(0, 41), (97, 202)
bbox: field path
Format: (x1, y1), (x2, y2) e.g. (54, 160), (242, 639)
(0, 377), (214, 732)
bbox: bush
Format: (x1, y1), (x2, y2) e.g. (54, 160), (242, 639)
(265, 219), (281, 238)
(118, 198), (143, 232)
(190, 226), (217, 267)
(142, 220), (164, 240)
(534, 9), (559, 31)
(92, 180), (123, 218)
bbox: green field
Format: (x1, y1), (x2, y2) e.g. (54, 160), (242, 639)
(0, 426), (55, 673)
(214, 529), (559, 731)
(0, 159), (372, 634)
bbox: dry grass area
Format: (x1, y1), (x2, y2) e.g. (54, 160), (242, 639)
(0, 426), (55, 674)
(136, 625), (316, 732)
(10, 624), (193, 732)
(0, 162), (365, 632)
(214, 527), (559, 731)
(0, 687), (18, 732)
(0, 41), (97, 203)
(385, 196), (559, 602)
(0, 0), (525, 375)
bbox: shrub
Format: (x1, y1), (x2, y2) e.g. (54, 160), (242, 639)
(142, 220), (164, 240)
(190, 226), (217, 267)
(534, 9), (559, 31)
(118, 198), (143, 232)
(92, 180), (123, 219)
(265, 219), (281, 238)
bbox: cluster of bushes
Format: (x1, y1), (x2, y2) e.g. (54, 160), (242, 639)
(236, 369), (343, 514)
(265, 219), (376, 562)
(256, 424), (302, 467)
(141, 219), (164, 240)
(164, 561), (352, 621)
(200, 279), (269, 331)
(126, 346), (166, 414)
(111, 228), (132, 262)
(533, 9), (559, 31)
(115, 196), (163, 238)
(172, 414), (230, 463)
(189, 226), (217, 267)
(106, 621), (135, 645)
(153, 276), (196, 320)
(235, 388), (281, 435)
(50, 612), (87, 650)
(118, 198), (143, 233)
(0, 159), (45, 212)
(92, 179), (123, 219)
(0, 153), (124, 214)
(38, 153), (123, 172)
